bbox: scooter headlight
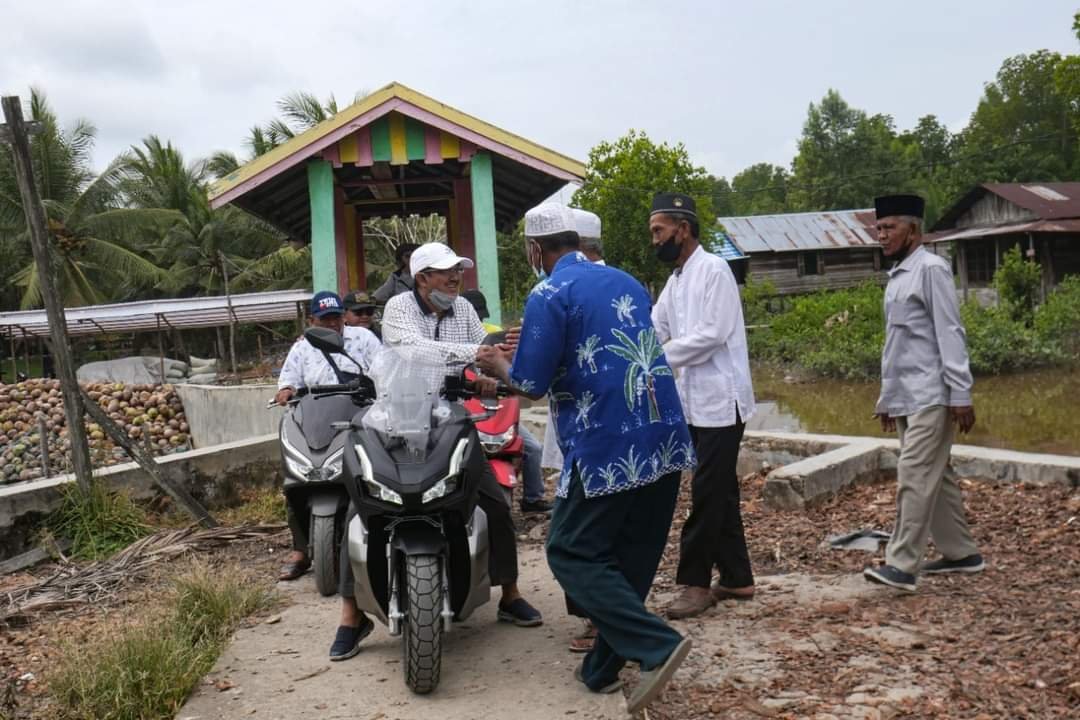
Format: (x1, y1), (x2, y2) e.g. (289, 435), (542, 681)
(477, 426), (516, 453)
(421, 474), (459, 504)
(281, 425), (314, 479)
(322, 448), (344, 481)
(354, 443), (403, 505)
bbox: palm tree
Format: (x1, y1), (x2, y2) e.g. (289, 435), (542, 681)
(576, 335), (601, 373)
(604, 328), (672, 423)
(611, 294), (639, 325)
(575, 390), (597, 429)
(10, 154), (175, 308)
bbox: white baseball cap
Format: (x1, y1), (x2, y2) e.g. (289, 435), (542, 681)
(571, 208), (602, 239)
(409, 242), (475, 277)
(525, 202), (576, 238)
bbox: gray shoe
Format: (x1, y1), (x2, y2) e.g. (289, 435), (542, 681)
(627, 637), (692, 715)
(922, 553), (985, 574)
(574, 664), (622, 694)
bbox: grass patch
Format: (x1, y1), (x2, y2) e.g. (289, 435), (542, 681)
(48, 482), (151, 561)
(215, 486), (287, 526)
(49, 561), (274, 720)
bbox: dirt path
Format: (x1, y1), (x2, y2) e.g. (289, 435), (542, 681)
(176, 544), (626, 720)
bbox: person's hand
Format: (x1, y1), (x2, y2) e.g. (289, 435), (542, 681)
(275, 387), (295, 406)
(505, 326), (521, 350)
(874, 412), (896, 433)
(474, 375), (499, 398)
(950, 406), (976, 434)
(475, 345), (509, 376)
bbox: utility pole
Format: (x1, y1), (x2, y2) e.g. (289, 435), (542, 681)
(2, 96), (94, 492)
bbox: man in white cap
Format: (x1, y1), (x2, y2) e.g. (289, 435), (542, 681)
(477, 203), (694, 715)
(544, 207), (603, 653)
(374, 242), (543, 627)
(571, 208), (605, 265)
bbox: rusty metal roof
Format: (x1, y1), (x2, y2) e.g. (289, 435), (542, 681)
(0, 290), (311, 340)
(717, 209), (878, 254)
(933, 182), (1080, 231)
(927, 218), (1080, 244)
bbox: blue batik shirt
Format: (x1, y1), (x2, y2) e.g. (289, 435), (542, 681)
(510, 252), (696, 499)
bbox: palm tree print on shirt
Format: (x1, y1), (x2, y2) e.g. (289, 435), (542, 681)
(575, 391), (596, 429)
(605, 328), (673, 423)
(576, 335), (601, 374)
(611, 294), (638, 326)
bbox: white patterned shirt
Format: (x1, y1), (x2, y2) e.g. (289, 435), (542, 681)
(277, 326), (381, 390)
(381, 290), (487, 368)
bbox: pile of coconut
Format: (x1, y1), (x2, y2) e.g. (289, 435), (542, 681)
(0, 379), (190, 485)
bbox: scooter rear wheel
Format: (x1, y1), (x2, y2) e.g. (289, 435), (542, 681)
(311, 514), (338, 597)
(403, 554), (443, 694)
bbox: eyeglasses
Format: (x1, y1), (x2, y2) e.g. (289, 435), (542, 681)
(423, 266), (464, 277)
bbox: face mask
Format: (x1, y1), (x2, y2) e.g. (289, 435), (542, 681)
(428, 289), (456, 312)
(655, 228), (682, 264)
(528, 241), (548, 281)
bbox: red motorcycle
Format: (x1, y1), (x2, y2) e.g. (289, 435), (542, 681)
(463, 368), (523, 506)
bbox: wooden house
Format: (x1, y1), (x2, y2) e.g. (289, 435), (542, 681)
(717, 210), (884, 295)
(928, 183), (1080, 300)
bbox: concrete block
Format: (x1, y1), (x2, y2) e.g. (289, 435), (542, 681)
(763, 442), (885, 510)
(174, 383), (284, 448)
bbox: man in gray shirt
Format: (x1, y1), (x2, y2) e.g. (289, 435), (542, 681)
(864, 194), (984, 593)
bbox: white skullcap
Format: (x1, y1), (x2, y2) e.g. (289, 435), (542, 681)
(525, 202), (576, 238)
(571, 208), (602, 239)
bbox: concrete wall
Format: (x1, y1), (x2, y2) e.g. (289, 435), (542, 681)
(174, 383), (284, 448)
(0, 434), (280, 559)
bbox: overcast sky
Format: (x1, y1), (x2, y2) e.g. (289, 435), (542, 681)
(4, 0), (1078, 183)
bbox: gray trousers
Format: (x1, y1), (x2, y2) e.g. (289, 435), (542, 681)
(885, 405), (980, 574)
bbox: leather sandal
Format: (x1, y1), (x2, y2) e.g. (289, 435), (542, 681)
(569, 621), (597, 653)
(278, 558), (311, 581)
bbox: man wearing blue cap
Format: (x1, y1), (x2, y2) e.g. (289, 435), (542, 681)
(276, 291), (381, 578)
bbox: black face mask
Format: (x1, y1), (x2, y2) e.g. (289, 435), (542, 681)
(654, 228), (682, 264)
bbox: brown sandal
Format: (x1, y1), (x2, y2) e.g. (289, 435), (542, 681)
(279, 558), (311, 581)
(569, 621), (597, 653)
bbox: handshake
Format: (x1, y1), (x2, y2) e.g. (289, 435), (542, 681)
(475, 327), (520, 380)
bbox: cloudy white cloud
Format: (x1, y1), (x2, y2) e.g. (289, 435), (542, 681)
(3, 0), (1078, 180)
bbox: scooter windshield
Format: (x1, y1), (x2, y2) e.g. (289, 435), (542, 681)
(361, 347), (452, 462)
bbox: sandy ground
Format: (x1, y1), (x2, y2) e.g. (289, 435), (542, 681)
(176, 544), (626, 720)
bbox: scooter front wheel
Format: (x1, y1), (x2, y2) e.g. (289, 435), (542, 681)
(310, 514), (338, 597)
(403, 554), (443, 694)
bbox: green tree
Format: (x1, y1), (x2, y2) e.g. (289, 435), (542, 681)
(729, 162), (789, 216)
(572, 130), (715, 291)
(993, 246), (1041, 323)
(788, 90), (906, 211)
(955, 50), (1077, 185)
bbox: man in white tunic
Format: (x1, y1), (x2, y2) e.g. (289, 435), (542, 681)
(864, 194), (983, 593)
(650, 192), (757, 619)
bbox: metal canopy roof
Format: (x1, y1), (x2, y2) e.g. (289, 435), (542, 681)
(718, 209), (879, 254)
(0, 290), (311, 340)
(933, 182), (1080, 231)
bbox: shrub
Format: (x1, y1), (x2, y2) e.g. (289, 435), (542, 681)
(50, 562), (273, 720)
(1034, 274), (1080, 357)
(48, 482), (150, 561)
(961, 302), (1057, 374)
(993, 246), (1042, 322)
(751, 282), (885, 379)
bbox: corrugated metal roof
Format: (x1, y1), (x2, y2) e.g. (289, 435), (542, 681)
(927, 218), (1080, 244)
(933, 182), (1080, 231)
(717, 209), (878, 254)
(0, 290), (311, 340)
(710, 231), (746, 261)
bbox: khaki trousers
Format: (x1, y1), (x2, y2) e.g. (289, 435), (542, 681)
(885, 405), (979, 575)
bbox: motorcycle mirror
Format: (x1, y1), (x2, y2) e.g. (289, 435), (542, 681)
(305, 326), (346, 354)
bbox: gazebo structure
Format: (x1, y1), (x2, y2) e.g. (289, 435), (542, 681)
(208, 83), (586, 324)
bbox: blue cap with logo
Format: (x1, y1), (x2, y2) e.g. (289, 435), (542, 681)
(310, 291), (344, 317)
